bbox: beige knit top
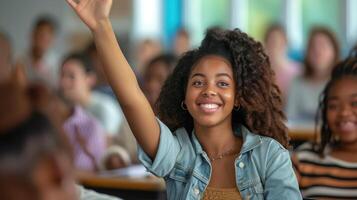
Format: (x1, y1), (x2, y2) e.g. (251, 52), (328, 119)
(202, 187), (242, 200)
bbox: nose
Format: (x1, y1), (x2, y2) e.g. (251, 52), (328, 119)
(202, 84), (217, 97)
(339, 104), (352, 117)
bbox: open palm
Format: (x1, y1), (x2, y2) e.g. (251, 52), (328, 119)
(67, 0), (113, 30)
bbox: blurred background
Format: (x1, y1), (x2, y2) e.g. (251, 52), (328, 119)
(1, 0), (356, 61)
(1, 1), (357, 199)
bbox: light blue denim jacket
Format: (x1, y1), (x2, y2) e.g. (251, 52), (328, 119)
(138, 119), (302, 200)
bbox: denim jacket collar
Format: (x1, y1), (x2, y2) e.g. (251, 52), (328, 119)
(190, 125), (263, 156)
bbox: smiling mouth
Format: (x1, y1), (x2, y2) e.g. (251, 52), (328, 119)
(337, 121), (357, 132)
(198, 103), (221, 113)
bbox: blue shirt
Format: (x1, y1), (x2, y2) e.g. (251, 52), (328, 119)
(138, 119), (302, 200)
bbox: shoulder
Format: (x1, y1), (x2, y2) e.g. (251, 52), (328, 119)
(241, 127), (289, 160)
(291, 142), (320, 168)
(252, 132), (287, 153)
(294, 142), (318, 158)
(260, 135), (289, 158)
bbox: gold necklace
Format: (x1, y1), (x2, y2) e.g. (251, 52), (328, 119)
(208, 147), (239, 162)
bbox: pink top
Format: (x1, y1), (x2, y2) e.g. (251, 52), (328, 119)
(63, 106), (106, 171)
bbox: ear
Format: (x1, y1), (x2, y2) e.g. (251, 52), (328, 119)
(234, 95), (240, 107)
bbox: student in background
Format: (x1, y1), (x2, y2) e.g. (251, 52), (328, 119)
(264, 24), (300, 104)
(173, 28), (191, 57)
(134, 39), (162, 76)
(59, 53), (123, 139)
(110, 54), (178, 165)
(55, 91), (107, 172)
(142, 54), (177, 112)
(286, 27), (340, 127)
(292, 47), (357, 199)
(0, 68), (120, 200)
(17, 15), (60, 88)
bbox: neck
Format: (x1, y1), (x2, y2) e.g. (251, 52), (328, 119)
(77, 91), (92, 107)
(334, 142), (357, 153)
(31, 47), (44, 62)
(194, 119), (239, 156)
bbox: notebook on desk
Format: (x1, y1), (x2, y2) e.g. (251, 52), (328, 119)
(99, 164), (151, 178)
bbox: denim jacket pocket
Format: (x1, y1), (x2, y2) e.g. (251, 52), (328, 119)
(165, 166), (190, 199)
(168, 166), (189, 182)
(240, 182), (264, 200)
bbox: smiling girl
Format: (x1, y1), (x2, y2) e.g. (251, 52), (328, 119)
(292, 48), (357, 199)
(66, 0), (301, 199)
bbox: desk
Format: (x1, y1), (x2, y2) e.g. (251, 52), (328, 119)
(289, 128), (316, 141)
(77, 174), (166, 200)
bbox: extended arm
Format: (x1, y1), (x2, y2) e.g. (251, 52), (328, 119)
(67, 0), (160, 158)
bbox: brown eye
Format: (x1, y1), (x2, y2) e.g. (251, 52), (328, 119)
(192, 80), (204, 87)
(327, 103), (338, 111)
(351, 101), (357, 108)
(217, 81), (229, 88)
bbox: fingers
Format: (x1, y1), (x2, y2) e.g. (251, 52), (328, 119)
(66, 0), (78, 9)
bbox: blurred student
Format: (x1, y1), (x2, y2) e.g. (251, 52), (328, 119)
(264, 24), (300, 104)
(142, 54), (177, 111)
(173, 28), (190, 57)
(59, 53), (123, 139)
(292, 47), (357, 199)
(286, 27), (340, 127)
(17, 15), (60, 88)
(108, 54), (178, 166)
(55, 91), (107, 172)
(134, 39), (162, 76)
(0, 31), (12, 82)
(0, 68), (120, 200)
(85, 41), (115, 98)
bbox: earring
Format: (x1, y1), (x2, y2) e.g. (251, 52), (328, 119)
(234, 104), (240, 111)
(181, 101), (187, 110)
(332, 134), (340, 143)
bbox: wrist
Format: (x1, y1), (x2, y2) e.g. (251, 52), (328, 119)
(91, 18), (112, 35)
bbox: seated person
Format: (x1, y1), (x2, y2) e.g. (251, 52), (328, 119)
(16, 15), (60, 89)
(0, 68), (120, 200)
(108, 54), (178, 167)
(292, 48), (357, 199)
(55, 91), (107, 172)
(286, 27), (339, 127)
(142, 53), (177, 112)
(59, 53), (123, 139)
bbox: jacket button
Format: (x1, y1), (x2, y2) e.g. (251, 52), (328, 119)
(193, 187), (200, 196)
(239, 162), (245, 168)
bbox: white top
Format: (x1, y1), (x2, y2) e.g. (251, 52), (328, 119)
(86, 91), (123, 136)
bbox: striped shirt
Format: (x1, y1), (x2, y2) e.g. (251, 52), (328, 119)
(292, 142), (357, 199)
(63, 106), (107, 171)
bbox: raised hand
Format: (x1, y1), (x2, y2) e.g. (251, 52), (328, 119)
(66, 0), (113, 31)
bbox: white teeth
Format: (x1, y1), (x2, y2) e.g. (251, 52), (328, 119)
(200, 104), (219, 109)
(338, 121), (356, 132)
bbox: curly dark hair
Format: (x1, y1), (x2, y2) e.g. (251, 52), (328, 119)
(156, 28), (289, 148)
(315, 46), (357, 156)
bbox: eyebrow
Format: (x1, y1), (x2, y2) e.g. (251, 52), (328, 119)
(328, 93), (357, 100)
(191, 73), (233, 79)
